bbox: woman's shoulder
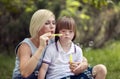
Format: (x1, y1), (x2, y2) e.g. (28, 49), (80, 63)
(16, 38), (31, 47)
(15, 38), (32, 54)
(22, 38), (31, 43)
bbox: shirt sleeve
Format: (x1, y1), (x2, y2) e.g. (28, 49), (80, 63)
(43, 45), (53, 64)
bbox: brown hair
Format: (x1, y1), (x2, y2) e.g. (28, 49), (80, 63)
(55, 16), (76, 42)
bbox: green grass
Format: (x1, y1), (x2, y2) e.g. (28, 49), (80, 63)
(0, 53), (15, 79)
(0, 41), (120, 79)
(83, 41), (120, 79)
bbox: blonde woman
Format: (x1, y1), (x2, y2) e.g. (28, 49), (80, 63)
(12, 9), (56, 79)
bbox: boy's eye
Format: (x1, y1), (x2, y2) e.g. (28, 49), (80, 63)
(61, 30), (65, 32)
(69, 30), (73, 33)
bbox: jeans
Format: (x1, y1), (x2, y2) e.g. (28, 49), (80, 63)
(61, 67), (94, 79)
(12, 71), (38, 79)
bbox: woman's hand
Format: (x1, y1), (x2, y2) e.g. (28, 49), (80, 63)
(39, 32), (52, 47)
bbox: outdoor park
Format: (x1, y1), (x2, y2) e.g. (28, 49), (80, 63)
(0, 0), (120, 79)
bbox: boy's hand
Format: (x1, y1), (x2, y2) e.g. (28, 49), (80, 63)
(69, 62), (83, 75)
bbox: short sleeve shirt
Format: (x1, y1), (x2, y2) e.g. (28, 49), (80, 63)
(43, 41), (83, 79)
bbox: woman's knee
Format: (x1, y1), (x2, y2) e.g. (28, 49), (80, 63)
(92, 64), (107, 75)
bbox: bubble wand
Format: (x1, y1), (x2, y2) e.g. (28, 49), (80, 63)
(69, 54), (73, 63)
(51, 34), (63, 36)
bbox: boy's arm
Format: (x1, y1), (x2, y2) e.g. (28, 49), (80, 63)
(38, 63), (49, 79)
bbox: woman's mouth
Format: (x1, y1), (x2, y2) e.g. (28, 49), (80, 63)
(50, 31), (54, 34)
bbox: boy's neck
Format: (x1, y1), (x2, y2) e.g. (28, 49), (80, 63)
(59, 40), (72, 53)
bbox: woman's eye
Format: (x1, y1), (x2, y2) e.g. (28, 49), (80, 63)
(45, 22), (50, 25)
(45, 22), (56, 25)
(52, 22), (56, 25)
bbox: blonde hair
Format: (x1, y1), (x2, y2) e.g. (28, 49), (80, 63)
(29, 9), (55, 37)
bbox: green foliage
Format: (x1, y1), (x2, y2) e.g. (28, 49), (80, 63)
(82, 0), (109, 9)
(0, 0), (36, 17)
(60, 0), (80, 16)
(79, 13), (90, 20)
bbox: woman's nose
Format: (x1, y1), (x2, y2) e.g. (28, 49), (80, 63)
(50, 24), (55, 29)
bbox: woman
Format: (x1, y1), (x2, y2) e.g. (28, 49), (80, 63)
(12, 9), (56, 79)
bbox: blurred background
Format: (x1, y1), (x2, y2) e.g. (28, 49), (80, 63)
(0, 0), (120, 79)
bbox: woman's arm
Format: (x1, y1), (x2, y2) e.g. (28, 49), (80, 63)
(69, 56), (88, 75)
(18, 43), (45, 78)
(38, 63), (49, 79)
(19, 33), (51, 77)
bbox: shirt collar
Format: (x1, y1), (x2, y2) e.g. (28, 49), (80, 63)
(57, 40), (75, 54)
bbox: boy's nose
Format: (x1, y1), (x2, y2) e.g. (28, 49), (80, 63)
(66, 31), (70, 34)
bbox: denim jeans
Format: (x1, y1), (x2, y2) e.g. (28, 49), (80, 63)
(61, 67), (94, 79)
(12, 71), (38, 79)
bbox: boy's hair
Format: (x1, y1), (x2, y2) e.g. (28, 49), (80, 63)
(29, 9), (55, 37)
(55, 16), (76, 42)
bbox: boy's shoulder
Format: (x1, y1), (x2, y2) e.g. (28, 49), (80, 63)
(74, 43), (80, 47)
(74, 43), (82, 50)
(47, 42), (56, 48)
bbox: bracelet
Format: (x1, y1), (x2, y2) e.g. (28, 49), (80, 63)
(33, 55), (39, 60)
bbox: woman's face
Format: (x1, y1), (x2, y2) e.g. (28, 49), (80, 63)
(38, 16), (56, 36)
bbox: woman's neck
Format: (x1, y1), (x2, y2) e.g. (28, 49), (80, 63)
(31, 37), (39, 48)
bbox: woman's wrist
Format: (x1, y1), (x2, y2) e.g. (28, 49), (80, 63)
(81, 62), (88, 70)
(33, 55), (39, 60)
(38, 45), (46, 51)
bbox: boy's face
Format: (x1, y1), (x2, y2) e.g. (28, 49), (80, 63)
(59, 29), (74, 42)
